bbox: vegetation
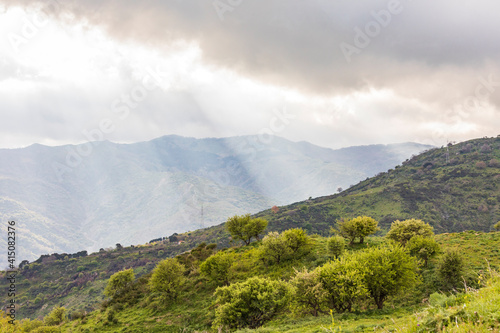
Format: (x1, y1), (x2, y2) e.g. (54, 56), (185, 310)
(333, 216), (379, 245)
(213, 276), (291, 330)
(2, 136), (500, 331)
(104, 269), (135, 298)
(326, 235), (345, 258)
(226, 214), (268, 245)
(386, 218), (434, 245)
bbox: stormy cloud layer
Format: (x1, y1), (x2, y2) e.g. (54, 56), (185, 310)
(1, 0), (499, 148)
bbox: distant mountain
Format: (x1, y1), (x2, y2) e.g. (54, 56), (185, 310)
(0, 135), (431, 265)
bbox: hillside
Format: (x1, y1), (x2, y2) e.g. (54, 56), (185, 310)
(3, 230), (500, 331)
(253, 136), (500, 235)
(0, 135), (430, 266)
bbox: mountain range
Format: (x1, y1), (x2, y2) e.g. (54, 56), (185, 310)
(0, 135), (431, 266)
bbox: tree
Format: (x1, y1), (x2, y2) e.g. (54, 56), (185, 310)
(226, 214), (268, 245)
(261, 232), (291, 264)
(290, 268), (326, 317)
(149, 258), (185, 301)
(334, 216), (379, 245)
(327, 235), (345, 258)
(213, 276), (291, 329)
(437, 249), (465, 290)
(318, 254), (367, 313)
(261, 229), (311, 264)
(104, 269), (135, 298)
(200, 251), (234, 286)
(494, 221), (500, 231)
(407, 236), (440, 266)
(357, 243), (420, 309)
(282, 228), (311, 255)
(44, 306), (66, 326)
(386, 219), (434, 246)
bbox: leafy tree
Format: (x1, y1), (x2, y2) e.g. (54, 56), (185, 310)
(282, 228), (311, 255)
(318, 254), (367, 313)
(149, 258), (185, 301)
(334, 216), (379, 245)
(494, 221), (500, 231)
(104, 269), (135, 298)
(261, 229), (311, 264)
(290, 268), (326, 317)
(226, 214), (268, 245)
(44, 306), (66, 326)
(200, 251), (234, 286)
(261, 232), (291, 264)
(386, 219), (434, 246)
(327, 235), (345, 258)
(407, 236), (440, 266)
(213, 276), (291, 329)
(357, 244), (420, 309)
(437, 249), (465, 290)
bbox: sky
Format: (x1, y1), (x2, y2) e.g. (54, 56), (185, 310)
(0, 0), (500, 150)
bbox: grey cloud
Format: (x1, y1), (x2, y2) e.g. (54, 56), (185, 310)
(3, 0), (500, 96)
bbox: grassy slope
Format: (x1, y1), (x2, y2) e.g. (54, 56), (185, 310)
(53, 231), (500, 333)
(2, 136), (499, 324)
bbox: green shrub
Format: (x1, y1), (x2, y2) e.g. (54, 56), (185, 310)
(200, 251), (234, 286)
(318, 254), (367, 313)
(44, 306), (66, 326)
(290, 267), (326, 317)
(327, 236), (345, 258)
(437, 249), (465, 290)
(213, 276), (291, 329)
(356, 243), (420, 309)
(149, 258), (185, 301)
(104, 269), (135, 298)
(407, 235), (440, 266)
(386, 219), (434, 246)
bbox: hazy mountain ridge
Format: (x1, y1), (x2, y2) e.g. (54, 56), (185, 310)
(0, 135), (431, 266)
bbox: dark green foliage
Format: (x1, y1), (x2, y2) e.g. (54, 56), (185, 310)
(437, 249), (465, 290)
(213, 276), (291, 329)
(327, 236), (346, 258)
(226, 214), (268, 245)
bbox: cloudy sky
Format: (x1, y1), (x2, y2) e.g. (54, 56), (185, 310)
(1, 0), (499, 150)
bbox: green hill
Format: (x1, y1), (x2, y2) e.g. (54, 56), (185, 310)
(252, 136), (500, 235)
(3, 230), (500, 332)
(2, 135), (500, 330)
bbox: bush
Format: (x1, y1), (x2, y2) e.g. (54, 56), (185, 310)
(386, 219), (434, 246)
(261, 228), (311, 264)
(104, 269), (135, 298)
(290, 268), (326, 317)
(200, 251), (234, 286)
(213, 276), (291, 329)
(333, 216), (379, 245)
(437, 249), (465, 290)
(149, 258), (185, 301)
(318, 254), (367, 313)
(44, 306), (66, 326)
(356, 243), (420, 309)
(407, 236), (440, 266)
(327, 236), (345, 258)
(226, 214), (268, 245)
